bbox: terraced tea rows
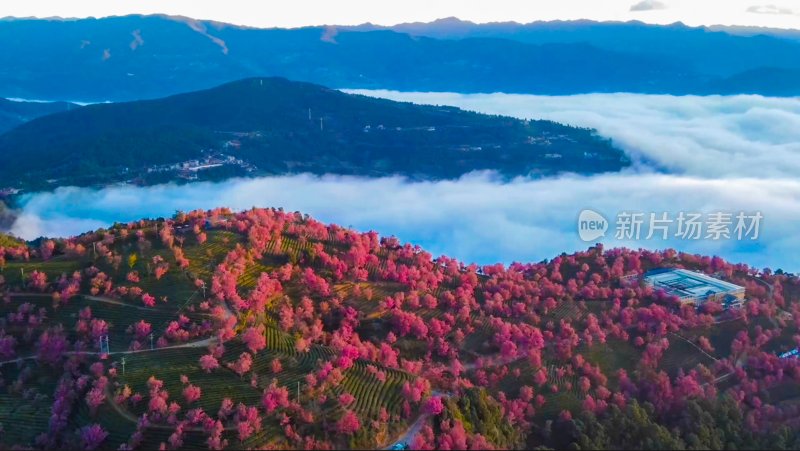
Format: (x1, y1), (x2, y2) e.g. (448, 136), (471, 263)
(337, 361), (412, 417)
(0, 393), (51, 446)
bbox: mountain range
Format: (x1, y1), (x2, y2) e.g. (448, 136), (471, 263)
(1, 15), (800, 101)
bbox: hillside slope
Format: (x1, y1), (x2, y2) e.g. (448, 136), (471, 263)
(0, 207), (798, 449)
(0, 77), (626, 189)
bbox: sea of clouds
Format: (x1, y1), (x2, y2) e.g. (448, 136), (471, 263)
(347, 91), (800, 179)
(8, 92), (800, 271)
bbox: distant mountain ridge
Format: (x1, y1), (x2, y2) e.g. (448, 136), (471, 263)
(0, 98), (76, 134)
(354, 17), (800, 76)
(1, 15), (800, 101)
(0, 77), (627, 190)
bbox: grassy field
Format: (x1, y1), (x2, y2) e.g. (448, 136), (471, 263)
(2, 257), (82, 286)
(116, 346), (262, 414)
(583, 338), (640, 388)
(659, 334), (718, 377)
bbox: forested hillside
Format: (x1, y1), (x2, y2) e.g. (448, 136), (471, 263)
(0, 77), (625, 189)
(0, 207), (798, 449)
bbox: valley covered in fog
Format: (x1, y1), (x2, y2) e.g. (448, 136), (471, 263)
(10, 92), (800, 270)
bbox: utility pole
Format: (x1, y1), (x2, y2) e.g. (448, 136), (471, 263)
(322, 396), (329, 441)
(99, 335), (110, 357)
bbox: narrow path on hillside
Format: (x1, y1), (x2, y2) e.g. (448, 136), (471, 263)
(387, 411), (428, 449)
(384, 347), (535, 448)
(83, 294), (171, 311)
(0, 335), (217, 367)
(384, 390), (450, 449)
(669, 332), (719, 362)
(102, 383), (239, 433)
(8, 291), (204, 313)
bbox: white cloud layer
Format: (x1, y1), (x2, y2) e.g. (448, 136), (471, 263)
(9, 172), (800, 271)
(347, 91), (800, 179)
(9, 93), (800, 271)
(746, 4), (797, 15)
(630, 0), (668, 12)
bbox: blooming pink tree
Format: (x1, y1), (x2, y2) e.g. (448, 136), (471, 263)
(335, 410), (360, 435)
(338, 392), (356, 407)
(37, 327), (68, 366)
(235, 403), (262, 441)
(228, 352), (253, 377)
(78, 424), (108, 450)
(199, 354), (220, 373)
(262, 380), (290, 413)
(141, 293), (156, 308)
(402, 378), (431, 404)
(425, 396), (445, 415)
(40, 240), (56, 261)
(0, 331), (16, 359)
(206, 419), (228, 450)
(183, 384), (202, 404)
(85, 386), (106, 415)
(29, 270), (48, 291)
(437, 419), (468, 449)
(131, 320), (152, 341)
(698, 336), (715, 353)
(411, 425), (436, 450)
(241, 325), (267, 354)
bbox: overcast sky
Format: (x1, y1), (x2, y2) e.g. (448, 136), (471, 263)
(1, 0), (799, 29)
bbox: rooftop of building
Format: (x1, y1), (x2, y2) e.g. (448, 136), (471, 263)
(643, 268), (745, 300)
